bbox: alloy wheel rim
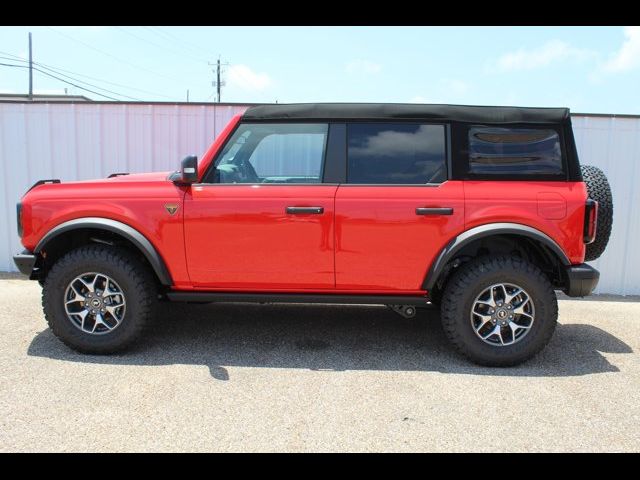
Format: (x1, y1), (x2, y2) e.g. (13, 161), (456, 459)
(470, 282), (535, 346)
(64, 272), (126, 335)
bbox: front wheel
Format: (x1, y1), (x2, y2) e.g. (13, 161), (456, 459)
(42, 245), (157, 354)
(440, 256), (557, 366)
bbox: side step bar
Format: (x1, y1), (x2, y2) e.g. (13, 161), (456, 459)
(166, 291), (432, 306)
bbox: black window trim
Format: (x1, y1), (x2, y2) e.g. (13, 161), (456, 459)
(199, 118), (574, 186)
(343, 120), (451, 187)
(198, 120), (334, 186)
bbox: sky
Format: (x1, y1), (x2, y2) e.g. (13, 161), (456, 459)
(1, 26), (639, 114)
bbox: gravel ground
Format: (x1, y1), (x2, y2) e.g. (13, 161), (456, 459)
(0, 276), (638, 452)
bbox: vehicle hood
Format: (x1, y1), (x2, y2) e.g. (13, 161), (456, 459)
(21, 171), (177, 202)
(83, 171), (173, 183)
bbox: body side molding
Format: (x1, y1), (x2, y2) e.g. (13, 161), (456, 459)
(34, 217), (173, 286)
(422, 222), (571, 291)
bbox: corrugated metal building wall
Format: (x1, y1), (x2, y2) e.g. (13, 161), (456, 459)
(571, 115), (640, 295)
(1, 102), (638, 294)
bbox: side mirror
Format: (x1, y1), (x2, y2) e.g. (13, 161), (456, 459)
(179, 155), (198, 184)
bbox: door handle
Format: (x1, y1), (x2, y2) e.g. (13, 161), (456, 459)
(286, 206), (324, 215)
(416, 207), (454, 216)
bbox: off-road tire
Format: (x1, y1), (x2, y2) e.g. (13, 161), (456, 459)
(581, 164), (613, 261)
(440, 255), (557, 367)
(42, 244), (157, 354)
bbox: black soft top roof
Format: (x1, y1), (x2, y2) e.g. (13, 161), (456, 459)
(243, 103), (570, 125)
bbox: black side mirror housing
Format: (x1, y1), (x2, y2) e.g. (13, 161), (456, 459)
(179, 155), (198, 184)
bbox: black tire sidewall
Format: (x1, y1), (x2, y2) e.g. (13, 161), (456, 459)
(442, 257), (557, 366)
(43, 247), (153, 352)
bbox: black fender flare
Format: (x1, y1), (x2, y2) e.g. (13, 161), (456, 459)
(35, 217), (173, 286)
(422, 222), (571, 291)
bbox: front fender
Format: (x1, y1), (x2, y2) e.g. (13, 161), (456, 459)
(34, 217), (173, 286)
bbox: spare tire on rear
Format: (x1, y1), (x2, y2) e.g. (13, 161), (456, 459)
(581, 165), (613, 261)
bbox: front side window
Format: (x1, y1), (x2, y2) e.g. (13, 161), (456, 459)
(468, 127), (563, 176)
(206, 123), (328, 184)
(347, 123), (447, 184)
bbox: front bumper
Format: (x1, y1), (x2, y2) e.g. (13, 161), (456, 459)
(13, 250), (37, 277)
(564, 263), (599, 297)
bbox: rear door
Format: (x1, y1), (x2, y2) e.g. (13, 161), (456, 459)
(184, 122), (337, 290)
(335, 123), (465, 292)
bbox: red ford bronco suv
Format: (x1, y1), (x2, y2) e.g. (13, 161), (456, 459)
(13, 103), (613, 366)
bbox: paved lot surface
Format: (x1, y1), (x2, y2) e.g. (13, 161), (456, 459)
(0, 275), (638, 452)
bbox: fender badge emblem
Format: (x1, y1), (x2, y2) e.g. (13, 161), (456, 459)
(165, 204), (179, 215)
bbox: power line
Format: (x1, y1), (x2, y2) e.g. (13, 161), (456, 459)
(150, 27), (221, 59)
(143, 26), (181, 45)
(114, 27), (209, 64)
(36, 63), (176, 100)
(33, 68), (122, 100)
(0, 53), (143, 100)
(35, 65), (143, 101)
(46, 26), (188, 85)
(0, 62), (121, 100)
(0, 50), (177, 100)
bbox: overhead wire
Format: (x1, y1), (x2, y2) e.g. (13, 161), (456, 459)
(0, 49), (178, 101)
(46, 27), (189, 85)
(0, 62), (122, 100)
(114, 27), (210, 64)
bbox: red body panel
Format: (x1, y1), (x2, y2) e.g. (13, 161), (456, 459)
(464, 181), (587, 264)
(334, 182), (466, 291)
(19, 114), (589, 295)
(20, 172), (192, 287)
(184, 184), (337, 289)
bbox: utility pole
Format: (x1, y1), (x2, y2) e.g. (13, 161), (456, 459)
(186, 89), (189, 102)
(216, 58), (221, 102)
(209, 56), (228, 103)
(28, 32), (33, 100)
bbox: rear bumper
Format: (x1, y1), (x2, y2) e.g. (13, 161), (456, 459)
(13, 250), (37, 277)
(564, 263), (599, 297)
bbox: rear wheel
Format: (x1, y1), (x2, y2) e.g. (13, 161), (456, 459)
(42, 245), (157, 354)
(440, 255), (557, 366)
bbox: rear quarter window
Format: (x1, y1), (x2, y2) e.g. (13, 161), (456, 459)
(467, 127), (564, 177)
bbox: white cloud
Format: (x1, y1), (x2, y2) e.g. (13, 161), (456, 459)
(226, 64), (272, 91)
(409, 95), (427, 103)
(603, 26), (640, 73)
(345, 59), (382, 74)
(493, 40), (594, 72)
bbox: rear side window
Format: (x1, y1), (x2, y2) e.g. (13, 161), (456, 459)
(468, 127), (563, 176)
(347, 123), (447, 184)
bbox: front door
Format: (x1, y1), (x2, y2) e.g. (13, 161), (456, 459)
(184, 122), (336, 290)
(335, 123), (465, 292)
